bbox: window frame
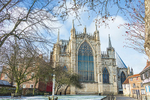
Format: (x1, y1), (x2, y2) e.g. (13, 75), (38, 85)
(78, 42), (94, 82)
(103, 67), (109, 84)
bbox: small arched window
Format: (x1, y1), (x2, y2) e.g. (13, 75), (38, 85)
(63, 66), (67, 71)
(103, 67), (109, 83)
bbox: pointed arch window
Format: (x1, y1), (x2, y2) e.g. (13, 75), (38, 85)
(63, 66), (67, 71)
(103, 68), (109, 83)
(78, 42), (94, 82)
(121, 72), (126, 86)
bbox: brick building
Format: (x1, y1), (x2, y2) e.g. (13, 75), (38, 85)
(122, 74), (146, 99)
(0, 55), (52, 94)
(140, 60), (150, 100)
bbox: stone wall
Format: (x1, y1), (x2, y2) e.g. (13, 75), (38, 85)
(76, 82), (98, 94)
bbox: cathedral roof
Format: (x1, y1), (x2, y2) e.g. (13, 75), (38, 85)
(115, 52), (127, 68)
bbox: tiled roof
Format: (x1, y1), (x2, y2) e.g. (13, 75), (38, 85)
(122, 77), (129, 84)
(123, 74), (140, 84)
(129, 74), (140, 78)
(142, 60), (150, 72)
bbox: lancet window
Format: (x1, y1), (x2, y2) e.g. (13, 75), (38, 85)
(121, 72), (126, 86)
(103, 67), (109, 83)
(78, 42), (94, 82)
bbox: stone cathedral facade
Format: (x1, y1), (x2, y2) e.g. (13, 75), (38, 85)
(50, 21), (133, 95)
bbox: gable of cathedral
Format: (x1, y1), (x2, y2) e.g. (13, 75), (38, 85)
(50, 21), (133, 95)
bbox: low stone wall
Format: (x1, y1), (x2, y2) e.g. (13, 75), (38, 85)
(102, 84), (117, 95)
(76, 82), (98, 94)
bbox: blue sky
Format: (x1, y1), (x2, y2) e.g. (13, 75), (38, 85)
(50, 1), (147, 74)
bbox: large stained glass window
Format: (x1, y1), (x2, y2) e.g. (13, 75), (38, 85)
(78, 42), (94, 82)
(121, 72), (126, 87)
(103, 68), (109, 83)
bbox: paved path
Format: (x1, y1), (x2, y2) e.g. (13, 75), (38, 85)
(116, 96), (136, 100)
(102, 96), (137, 100)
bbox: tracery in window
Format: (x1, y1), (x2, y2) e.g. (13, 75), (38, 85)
(103, 67), (109, 83)
(78, 42), (94, 82)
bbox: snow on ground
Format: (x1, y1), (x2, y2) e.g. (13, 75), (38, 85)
(0, 95), (106, 100)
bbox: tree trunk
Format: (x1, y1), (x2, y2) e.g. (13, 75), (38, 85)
(33, 79), (38, 95)
(55, 85), (61, 95)
(64, 85), (69, 95)
(145, 0), (150, 59)
(15, 82), (20, 93)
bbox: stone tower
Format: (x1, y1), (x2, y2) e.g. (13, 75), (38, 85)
(70, 20), (76, 94)
(107, 34), (115, 58)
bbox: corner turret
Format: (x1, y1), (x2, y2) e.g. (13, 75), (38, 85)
(127, 66), (130, 76)
(84, 26), (86, 34)
(130, 68), (134, 75)
(71, 20), (76, 39)
(57, 29), (60, 44)
(95, 23), (99, 41)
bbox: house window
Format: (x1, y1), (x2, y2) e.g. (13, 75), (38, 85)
(146, 71), (149, 78)
(136, 77), (138, 80)
(133, 83), (136, 88)
(145, 86), (147, 92)
(130, 78), (133, 81)
(124, 84), (126, 89)
(133, 90), (136, 94)
(148, 86), (150, 92)
(141, 83), (144, 87)
(30, 84), (33, 88)
(23, 84), (26, 88)
(4, 74), (7, 79)
(141, 89), (145, 94)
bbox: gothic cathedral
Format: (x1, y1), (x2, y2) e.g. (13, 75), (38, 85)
(50, 21), (133, 95)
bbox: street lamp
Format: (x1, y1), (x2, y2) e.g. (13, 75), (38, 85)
(48, 69), (58, 100)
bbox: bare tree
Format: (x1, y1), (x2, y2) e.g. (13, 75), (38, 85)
(118, 0), (145, 54)
(54, 65), (82, 95)
(32, 56), (53, 95)
(0, 0), (58, 48)
(0, 38), (40, 93)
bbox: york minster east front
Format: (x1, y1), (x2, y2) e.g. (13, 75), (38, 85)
(50, 21), (133, 95)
